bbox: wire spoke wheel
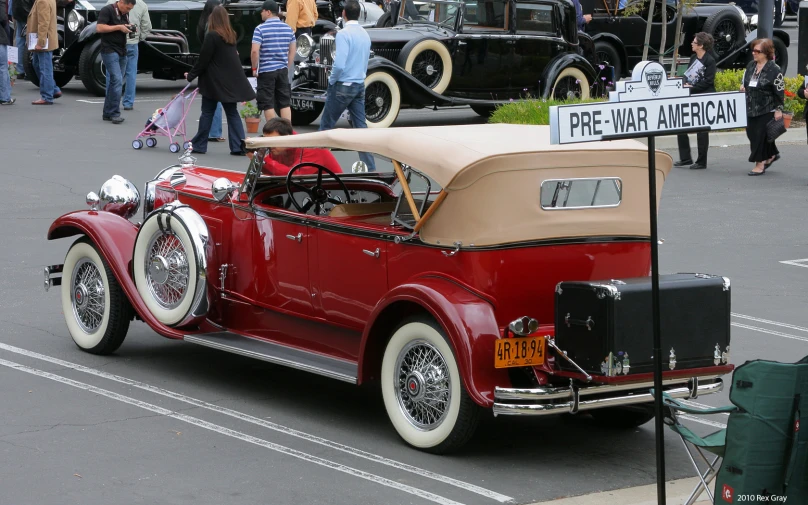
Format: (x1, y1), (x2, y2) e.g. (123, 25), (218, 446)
(713, 20), (737, 58)
(553, 76), (584, 100)
(366, 81), (393, 123)
(145, 233), (190, 310)
(394, 340), (452, 430)
(71, 258), (106, 334)
(411, 50), (444, 89)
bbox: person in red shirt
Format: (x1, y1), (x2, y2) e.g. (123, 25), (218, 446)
(254, 117), (343, 176)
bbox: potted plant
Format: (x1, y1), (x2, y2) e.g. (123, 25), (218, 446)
(240, 101), (261, 133)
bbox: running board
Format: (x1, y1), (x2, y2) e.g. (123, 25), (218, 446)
(184, 332), (358, 384)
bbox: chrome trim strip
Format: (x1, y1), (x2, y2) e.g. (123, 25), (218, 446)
(494, 375), (721, 401)
(493, 379), (723, 416)
(183, 335), (358, 384)
(43, 264), (64, 292)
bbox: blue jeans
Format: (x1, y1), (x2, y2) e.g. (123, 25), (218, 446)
(0, 45), (11, 102)
(210, 102), (223, 138)
(101, 51), (127, 118)
(32, 51), (57, 102)
(191, 96), (245, 154)
(319, 81), (376, 171)
(14, 21), (26, 75)
(122, 44), (138, 108)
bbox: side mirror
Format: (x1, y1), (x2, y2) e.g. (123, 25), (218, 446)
(212, 178), (238, 202)
(351, 161), (369, 173)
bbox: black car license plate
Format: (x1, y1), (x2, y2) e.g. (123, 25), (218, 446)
(292, 99), (315, 111)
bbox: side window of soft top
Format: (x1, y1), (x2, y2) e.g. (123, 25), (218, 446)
(464, 0), (507, 29)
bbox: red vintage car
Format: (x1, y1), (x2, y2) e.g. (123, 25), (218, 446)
(44, 124), (733, 453)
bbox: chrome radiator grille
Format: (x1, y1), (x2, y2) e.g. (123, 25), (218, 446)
(317, 67), (328, 89)
(319, 35), (334, 66)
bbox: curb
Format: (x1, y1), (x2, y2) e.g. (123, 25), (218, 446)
(637, 128), (806, 149)
(526, 477), (712, 505)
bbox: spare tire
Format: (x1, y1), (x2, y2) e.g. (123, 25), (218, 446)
(397, 38), (453, 94)
(133, 204), (209, 327)
(703, 7), (745, 62)
(375, 11), (393, 27)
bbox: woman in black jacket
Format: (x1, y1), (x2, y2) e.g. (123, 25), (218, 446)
(186, 5), (256, 155)
(740, 38), (785, 176)
(675, 32), (716, 170)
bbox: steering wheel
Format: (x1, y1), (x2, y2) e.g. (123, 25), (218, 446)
(285, 162), (352, 215)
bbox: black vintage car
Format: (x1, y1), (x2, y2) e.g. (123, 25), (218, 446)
(25, 0), (383, 96)
(583, 0), (790, 77)
(290, 0), (612, 127)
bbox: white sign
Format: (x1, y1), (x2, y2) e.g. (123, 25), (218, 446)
(7, 47), (18, 64)
(549, 61), (748, 144)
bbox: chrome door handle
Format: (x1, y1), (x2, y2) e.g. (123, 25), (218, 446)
(457, 41), (466, 45)
(286, 233), (303, 243)
(363, 248), (380, 258)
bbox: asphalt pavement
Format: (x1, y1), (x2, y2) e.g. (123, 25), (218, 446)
(0, 54), (807, 504)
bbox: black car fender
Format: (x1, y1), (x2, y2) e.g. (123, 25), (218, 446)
(366, 57), (455, 107)
(590, 33), (627, 74)
(60, 22), (98, 67)
(539, 53), (598, 99)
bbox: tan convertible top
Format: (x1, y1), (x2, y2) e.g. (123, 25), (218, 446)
(245, 124), (673, 247)
(244, 124), (670, 189)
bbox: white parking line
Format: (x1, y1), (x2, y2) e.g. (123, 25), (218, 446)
(76, 98), (175, 104)
(779, 258), (808, 268)
(730, 322), (808, 344)
(732, 312), (808, 334)
(0, 343), (513, 504)
(0, 357), (468, 505)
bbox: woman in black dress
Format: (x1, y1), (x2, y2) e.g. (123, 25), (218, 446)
(740, 38), (785, 176)
(675, 32), (717, 170)
(186, 5), (256, 155)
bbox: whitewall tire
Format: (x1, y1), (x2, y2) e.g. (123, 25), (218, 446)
(381, 317), (481, 453)
(399, 39), (453, 94)
(551, 67), (591, 100)
(364, 72), (401, 129)
(133, 210), (201, 327)
(61, 239), (132, 355)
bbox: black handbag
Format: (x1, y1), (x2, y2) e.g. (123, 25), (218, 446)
(766, 116), (787, 142)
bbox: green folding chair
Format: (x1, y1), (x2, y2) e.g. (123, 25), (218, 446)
(655, 356), (808, 504)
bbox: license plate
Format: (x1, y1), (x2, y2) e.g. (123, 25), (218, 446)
(292, 99), (315, 111)
(494, 336), (545, 368)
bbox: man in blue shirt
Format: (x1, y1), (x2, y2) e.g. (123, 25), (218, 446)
(573, 0), (591, 31)
(251, 0), (296, 121)
(318, 0), (375, 170)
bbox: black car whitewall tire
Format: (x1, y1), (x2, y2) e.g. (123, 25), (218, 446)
(381, 317), (481, 453)
(551, 67), (590, 100)
(61, 239), (132, 355)
(364, 71), (401, 128)
(398, 39), (453, 94)
(133, 209), (201, 326)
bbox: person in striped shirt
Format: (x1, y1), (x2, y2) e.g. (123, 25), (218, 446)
(251, 0), (296, 121)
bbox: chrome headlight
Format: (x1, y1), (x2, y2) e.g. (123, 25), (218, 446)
(296, 34), (314, 58)
(67, 10), (85, 32)
(330, 40), (337, 61)
(98, 175), (140, 220)
(142, 166), (184, 220)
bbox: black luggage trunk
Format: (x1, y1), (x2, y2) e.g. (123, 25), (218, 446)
(554, 273), (731, 376)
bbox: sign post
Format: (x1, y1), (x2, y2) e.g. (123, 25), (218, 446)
(549, 61), (747, 505)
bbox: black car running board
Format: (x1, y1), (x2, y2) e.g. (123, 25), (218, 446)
(184, 332), (358, 384)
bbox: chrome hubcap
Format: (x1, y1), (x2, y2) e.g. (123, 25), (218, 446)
(71, 258), (105, 334)
(425, 64), (435, 76)
(395, 340), (451, 430)
(145, 232), (190, 309)
(375, 96), (385, 107)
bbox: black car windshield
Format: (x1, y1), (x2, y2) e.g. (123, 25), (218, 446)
(399, 0), (462, 28)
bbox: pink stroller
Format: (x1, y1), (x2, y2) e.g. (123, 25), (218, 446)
(132, 83), (199, 153)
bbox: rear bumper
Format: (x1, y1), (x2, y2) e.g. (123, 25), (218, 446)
(493, 375), (723, 416)
(44, 264), (64, 291)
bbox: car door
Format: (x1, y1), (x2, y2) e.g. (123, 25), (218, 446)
(451, 0), (515, 97)
(310, 224), (388, 330)
(249, 213), (314, 317)
(512, 2), (562, 95)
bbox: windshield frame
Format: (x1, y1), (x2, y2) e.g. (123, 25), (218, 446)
(397, 0), (465, 31)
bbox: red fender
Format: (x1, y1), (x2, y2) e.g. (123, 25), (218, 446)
(359, 276), (509, 408)
(47, 211), (185, 340)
